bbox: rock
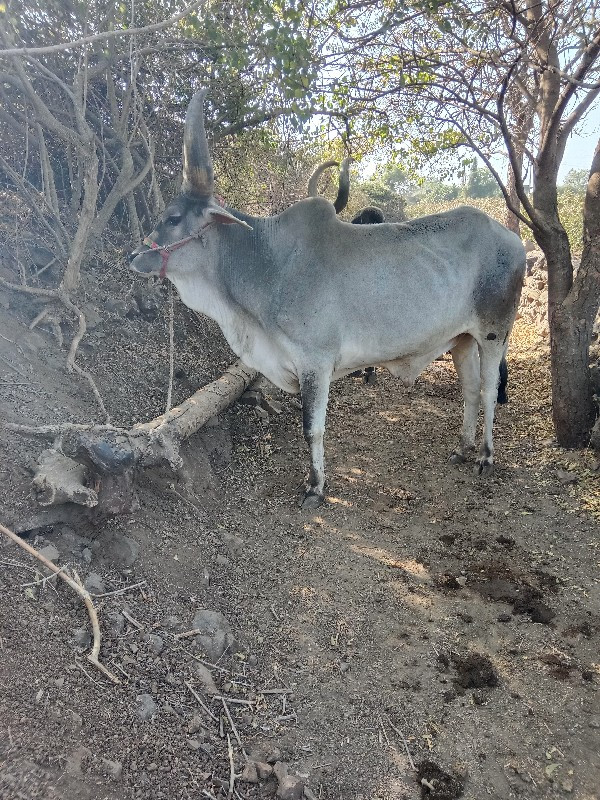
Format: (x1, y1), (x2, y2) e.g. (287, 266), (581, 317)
(193, 662), (218, 695)
(65, 745), (91, 776)
(38, 544), (60, 564)
(108, 534), (139, 566)
(498, 613), (512, 623)
(255, 761), (273, 779)
(239, 390), (263, 407)
(82, 547), (92, 564)
(557, 469), (578, 485)
(273, 762), (304, 800)
(188, 715), (205, 734)
(133, 287), (160, 320)
(255, 406), (269, 421)
(192, 609), (236, 662)
(241, 762), (259, 783)
(135, 693), (157, 721)
(145, 634), (164, 655)
(84, 572), (106, 595)
(187, 738), (204, 751)
(72, 627), (92, 649)
(102, 758), (123, 780)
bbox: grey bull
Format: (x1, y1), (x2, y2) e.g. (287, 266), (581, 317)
(130, 90), (526, 507)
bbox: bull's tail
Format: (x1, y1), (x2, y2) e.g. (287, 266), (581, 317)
(497, 355), (509, 404)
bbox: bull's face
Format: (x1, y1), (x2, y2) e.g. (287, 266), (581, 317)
(129, 195), (250, 279)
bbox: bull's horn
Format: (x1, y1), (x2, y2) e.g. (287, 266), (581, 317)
(182, 89), (214, 197)
(334, 157), (352, 213)
(307, 159), (339, 197)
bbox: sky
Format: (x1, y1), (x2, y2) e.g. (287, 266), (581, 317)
(559, 102), (600, 180)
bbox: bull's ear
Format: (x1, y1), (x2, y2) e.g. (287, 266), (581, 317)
(208, 208), (253, 230)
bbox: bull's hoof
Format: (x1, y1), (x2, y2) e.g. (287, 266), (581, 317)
(449, 451), (467, 465)
(301, 490), (324, 509)
(365, 370), (378, 386)
(475, 460), (494, 477)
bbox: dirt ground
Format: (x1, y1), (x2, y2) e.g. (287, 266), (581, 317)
(0, 263), (599, 800)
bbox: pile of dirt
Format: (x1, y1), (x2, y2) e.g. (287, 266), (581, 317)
(1, 264), (599, 799)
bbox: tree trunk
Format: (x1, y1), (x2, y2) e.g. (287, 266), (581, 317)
(546, 138), (600, 446)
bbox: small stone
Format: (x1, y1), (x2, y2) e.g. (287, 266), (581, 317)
(254, 407), (269, 421)
(39, 544), (60, 563)
(133, 288), (160, 320)
(588, 718), (600, 729)
(255, 761), (273, 780)
(82, 547), (92, 564)
(273, 761), (304, 800)
(248, 654), (258, 667)
(241, 762), (259, 783)
(498, 613), (512, 623)
(190, 608), (236, 661)
(72, 627), (92, 649)
(188, 715), (205, 734)
(135, 693), (157, 721)
(193, 662), (218, 695)
(84, 572), (105, 595)
(239, 390), (262, 407)
(65, 745), (91, 776)
(216, 554), (231, 567)
(561, 778), (574, 793)
(109, 534), (139, 567)
(102, 758), (123, 780)
(145, 634), (164, 655)
(187, 738), (203, 751)
(455, 576), (467, 587)
(557, 469), (578, 485)
(54, 677), (65, 689)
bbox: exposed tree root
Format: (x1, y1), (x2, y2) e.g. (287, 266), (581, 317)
(0, 521), (120, 684)
(7, 360), (258, 515)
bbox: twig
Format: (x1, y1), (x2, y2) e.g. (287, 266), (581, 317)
(212, 695), (254, 707)
(121, 609), (144, 629)
(92, 580), (146, 598)
(259, 688), (293, 695)
(227, 733), (235, 800)
(0, 353), (30, 381)
(221, 697), (248, 760)
(166, 284), (174, 414)
(21, 563), (67, 588)
(4, 422), (123, 436)
(385, 716), (417, 771)
(185, 681), (219, 722)
(0, 521), (119, 684)
(379, 716), (391, 748)
(175, 628), (202, 639)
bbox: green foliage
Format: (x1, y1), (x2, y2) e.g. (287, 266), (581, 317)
(560, 169), (589, 193)
(464, 161), (501, 198)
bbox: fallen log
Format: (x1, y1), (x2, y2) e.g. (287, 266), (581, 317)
(9, 360), (258, 514)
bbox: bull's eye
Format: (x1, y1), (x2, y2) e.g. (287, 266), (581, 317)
(167, 214), (182, 225)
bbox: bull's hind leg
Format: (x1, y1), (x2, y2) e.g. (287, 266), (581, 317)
(449, 334), (480, 464)
(475, 338), (507, 476)
(300, 370), (331, 508)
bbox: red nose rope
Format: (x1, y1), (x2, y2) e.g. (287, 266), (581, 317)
(143, 221), (215, 279)
(143, 197), (227, 279)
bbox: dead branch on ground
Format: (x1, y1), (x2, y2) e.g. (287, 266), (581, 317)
(0, 522), (120, 684)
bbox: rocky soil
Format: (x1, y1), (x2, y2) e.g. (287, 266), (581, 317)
(1, 262), (599, 800)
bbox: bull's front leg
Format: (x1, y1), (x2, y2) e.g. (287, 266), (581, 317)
(300, 370), (331, 508)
